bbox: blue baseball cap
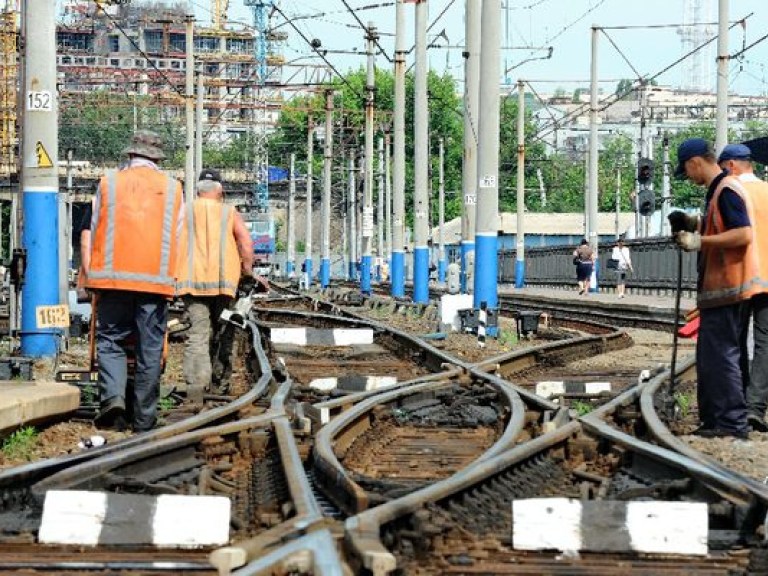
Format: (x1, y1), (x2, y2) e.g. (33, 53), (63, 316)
(717, 143), (752, 164)
(675, 138), (713, 178)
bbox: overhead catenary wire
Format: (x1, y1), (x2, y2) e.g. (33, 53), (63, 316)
(338, 0), (393, 61)
(529, 14), (754, 146)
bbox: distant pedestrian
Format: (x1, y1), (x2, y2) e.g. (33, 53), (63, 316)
(86, 130), (184, 432)
(572, 239), (594, 295)
(671, 137), (760, 440)
(176, 169), (254, 402)
(719, 143), (768, 432)
(611, 236), (633, 298)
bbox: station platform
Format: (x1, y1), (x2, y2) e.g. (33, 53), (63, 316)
(498, 285), (697, 315)
(0, 381), (80, 434)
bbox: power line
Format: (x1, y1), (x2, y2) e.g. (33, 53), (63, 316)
(338, 0), (393, 62)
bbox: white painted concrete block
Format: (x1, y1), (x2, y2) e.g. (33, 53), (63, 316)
(440, 294), (474, 332)
(512, 498), (708, 555)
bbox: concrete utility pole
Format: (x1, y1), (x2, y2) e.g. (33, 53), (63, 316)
(474, 0), (500, 319)
(304, 116), (314, 289)
(377, 136), (384, 282)
(413, 0), (429, 304)
(715, 0), (729, 153)
(384, 134), (392, 265)
(361, 22), (377, 295)
(462, 0), (480, 293)
(615, 167), (621, 239)
(185, 13), (195, 205)
(348, 154), (357, 280)
(391, 0), (407, 297)
(438, 136), (446, 283)
(20, 0), (60, 356)
(515, 80), (525, 288)
(195, 68), (204, 177)
(587, 25), (599, 291)
(320, 90), (333, 287)
(287, 153), (296, 277)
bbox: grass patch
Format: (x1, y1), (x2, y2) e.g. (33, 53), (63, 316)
(572, 400), (593, 416)
(158, 395), (176, 412)
(2, 426), (38, 461)
(674, 391), (692, 418)
(498, 329), (518, 347)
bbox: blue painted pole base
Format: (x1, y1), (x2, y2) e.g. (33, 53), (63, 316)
(514, 258), (525, 288)
(360, 255), (372, 294)
(473, 234), (498, 309)
(438, 259), (446, 283)
(304, 259), (313, 288)
(413, 247), (429, 304)
(320, 259), (330, 287)
(286, 261), (294, 277)
(391, 251), (405, 297)
(21, 189), (60, 357)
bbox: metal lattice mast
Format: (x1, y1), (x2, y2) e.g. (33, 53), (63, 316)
(245, 0), (272, 213)
(0, 0), (16, 175)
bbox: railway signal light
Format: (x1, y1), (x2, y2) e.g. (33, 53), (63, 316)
(637, 158), (654, 185)
(638, 189), (655, 216)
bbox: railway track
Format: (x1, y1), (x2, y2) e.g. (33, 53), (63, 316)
(0, 288), (764, 575)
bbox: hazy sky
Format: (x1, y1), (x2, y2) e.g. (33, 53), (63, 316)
(206, 0), (768, 97)
(56, 1), (768, 96)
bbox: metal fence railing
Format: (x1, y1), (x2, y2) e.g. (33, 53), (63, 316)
(499, 237), (698, 297)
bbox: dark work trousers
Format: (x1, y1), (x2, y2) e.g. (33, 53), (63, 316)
(741, 293), (768, 419)
(96, 290), (168, 432)
(697, 303), (748, 434)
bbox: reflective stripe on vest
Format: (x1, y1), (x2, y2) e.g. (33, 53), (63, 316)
(176, 199), (240, 297)
(87, 170), (179, 293)
(698, 175), (763, 308)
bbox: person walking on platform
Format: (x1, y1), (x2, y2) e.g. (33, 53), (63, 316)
(86, 131), (185, 432)
(718, 143), (768, 433)
(611, 236), (633, 299)
(572, 239), (594, 295)
(176, 169), (254, 403)
(670, 137), (760, 440)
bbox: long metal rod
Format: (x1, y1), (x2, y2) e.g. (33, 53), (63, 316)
(515, 79), (525, 289)
(587, 24), (599, 291)
(473, 0), (500, 317)
(195, 68), (203, 177)
(304, 116), (313, 289)
(361, 23), (376, 295)
(287, 152), (296, 277)
(438, 136), (445, 283)
(412, 0), (429, 304)
(184, 14), (195, 206)
(714, 0), (729, 154)
(377, 136), (384, 282)
(391, 0), (407, 297)
(462, 0), (480, 294)
(320, 90), (333, 287)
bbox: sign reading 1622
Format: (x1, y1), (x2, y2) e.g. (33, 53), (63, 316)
(26, 91), (53, 112)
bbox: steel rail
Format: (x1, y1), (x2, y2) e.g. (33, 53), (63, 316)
(0, 317), (273, 489)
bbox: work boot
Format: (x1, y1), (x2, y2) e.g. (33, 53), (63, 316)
(747, 414), (768, 433)
(94, 398), (127, 432)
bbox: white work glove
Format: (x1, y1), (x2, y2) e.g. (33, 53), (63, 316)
(674, 231), (701, 252)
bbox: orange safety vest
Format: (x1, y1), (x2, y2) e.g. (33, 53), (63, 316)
(740, 173), (768, 297)
(176, 198), (241, 298)
(699, 175), (763, 308)
(86, 167), (183, 297)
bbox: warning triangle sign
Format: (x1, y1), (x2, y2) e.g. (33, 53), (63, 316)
(36, 142), (53, 168)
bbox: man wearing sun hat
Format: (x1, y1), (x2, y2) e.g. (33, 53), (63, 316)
(670, 137), (759, 440)
(86, 130), (185, 432)
(718, 142), (768, 433)
(176, 168), (254, 402)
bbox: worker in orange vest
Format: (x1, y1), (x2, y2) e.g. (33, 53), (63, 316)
(718, 143), (768, 433)
(176, 169), (254, 402)
(86, 130), (184, 432)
